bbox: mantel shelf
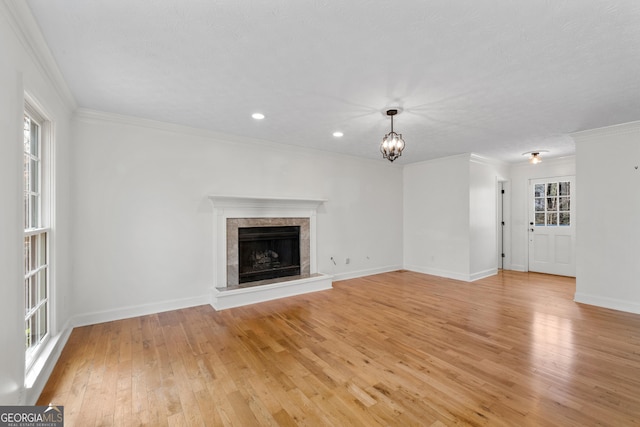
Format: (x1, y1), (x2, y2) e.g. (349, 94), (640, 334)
(208, 195), (327, 210)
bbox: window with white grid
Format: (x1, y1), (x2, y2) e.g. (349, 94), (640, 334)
(23, 103), (50, 367)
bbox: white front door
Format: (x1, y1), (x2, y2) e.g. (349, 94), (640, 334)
(528, 177), (575, 276)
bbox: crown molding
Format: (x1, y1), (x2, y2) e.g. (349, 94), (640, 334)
(469, 153), (508, 167)
(1, 0), (77, 111)
(404, 152), (506, 169)
(74, 108), (403, 168)
(571, 120), (640, 143)
(402, 152), (471, 169)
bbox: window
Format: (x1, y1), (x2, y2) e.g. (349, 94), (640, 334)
(23, 103), (50, 367)
(534, 181), (571, 226)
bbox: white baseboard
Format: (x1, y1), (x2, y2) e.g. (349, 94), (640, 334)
(404, 265), (470, 282)
(71, 294), (211, 328)
(404, 265), (498, 282)
(574, 292), (640, 315)
(509, 264), (526, 272)
(469, 268), (498, 281)
(212, 274), (333, 310)
(25, 318), (74, 405)
(404, 265), (469, 281)
(331, 265), (402, 282)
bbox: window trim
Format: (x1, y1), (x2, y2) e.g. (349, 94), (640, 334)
(23, 99), (53, 371)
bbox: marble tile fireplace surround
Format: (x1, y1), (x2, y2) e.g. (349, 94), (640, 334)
(208, 195), (333, 310)
(228, 217), (309, 286)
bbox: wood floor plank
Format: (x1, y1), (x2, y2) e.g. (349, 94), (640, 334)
(38, 271), (640, 425)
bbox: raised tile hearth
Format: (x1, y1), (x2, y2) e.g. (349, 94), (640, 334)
(208, 195), (332, 310)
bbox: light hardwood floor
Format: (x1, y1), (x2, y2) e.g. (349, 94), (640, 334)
(38, 271), (640, 426)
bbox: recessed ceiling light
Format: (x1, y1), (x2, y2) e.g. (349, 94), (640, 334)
(332, 131), (344, 137)
(251, 113), (265, 120)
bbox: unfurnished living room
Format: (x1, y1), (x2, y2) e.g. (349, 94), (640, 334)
(2, 1), (640, 425)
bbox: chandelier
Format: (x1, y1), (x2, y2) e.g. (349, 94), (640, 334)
(380, 109), (405, 162)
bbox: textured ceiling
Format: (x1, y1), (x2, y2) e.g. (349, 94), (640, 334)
(26, 0), (640, 164)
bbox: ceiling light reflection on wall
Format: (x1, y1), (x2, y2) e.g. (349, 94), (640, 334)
(380, 109), (405, 162)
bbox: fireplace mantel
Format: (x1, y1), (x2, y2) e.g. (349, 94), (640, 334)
(208, 195), (332, 309)
(209, 195), (327, 211)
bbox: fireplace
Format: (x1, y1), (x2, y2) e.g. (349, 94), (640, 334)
(238, 226), (301, 283)
(226, 217), (310, 287)
(209, 195), (332, 310)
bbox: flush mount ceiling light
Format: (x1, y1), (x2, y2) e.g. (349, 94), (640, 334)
(332, 131), (344, 138)
(380, 109), (405, 162)
(251, 113), (265, 120)
(523, 150), (549, 164)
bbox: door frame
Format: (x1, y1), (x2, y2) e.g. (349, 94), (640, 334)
(496, 179), (511, 271)
(526, 175), (576, 276)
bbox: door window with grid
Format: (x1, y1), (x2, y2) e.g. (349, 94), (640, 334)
(534, 181), (571, 227)
(24, 105), (50, 366)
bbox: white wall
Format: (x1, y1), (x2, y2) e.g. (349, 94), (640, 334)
(70, 110), (404, 324)
(469, 157), (509, 280)
(0, 3), (74, 404)
(403, 154), (507, 281)
(508, 156), (576, 272)
(573, 122), (640, 314)
(403, 154), (470, 279)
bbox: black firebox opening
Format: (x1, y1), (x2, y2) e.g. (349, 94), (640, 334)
(238, 226), (301, 284)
